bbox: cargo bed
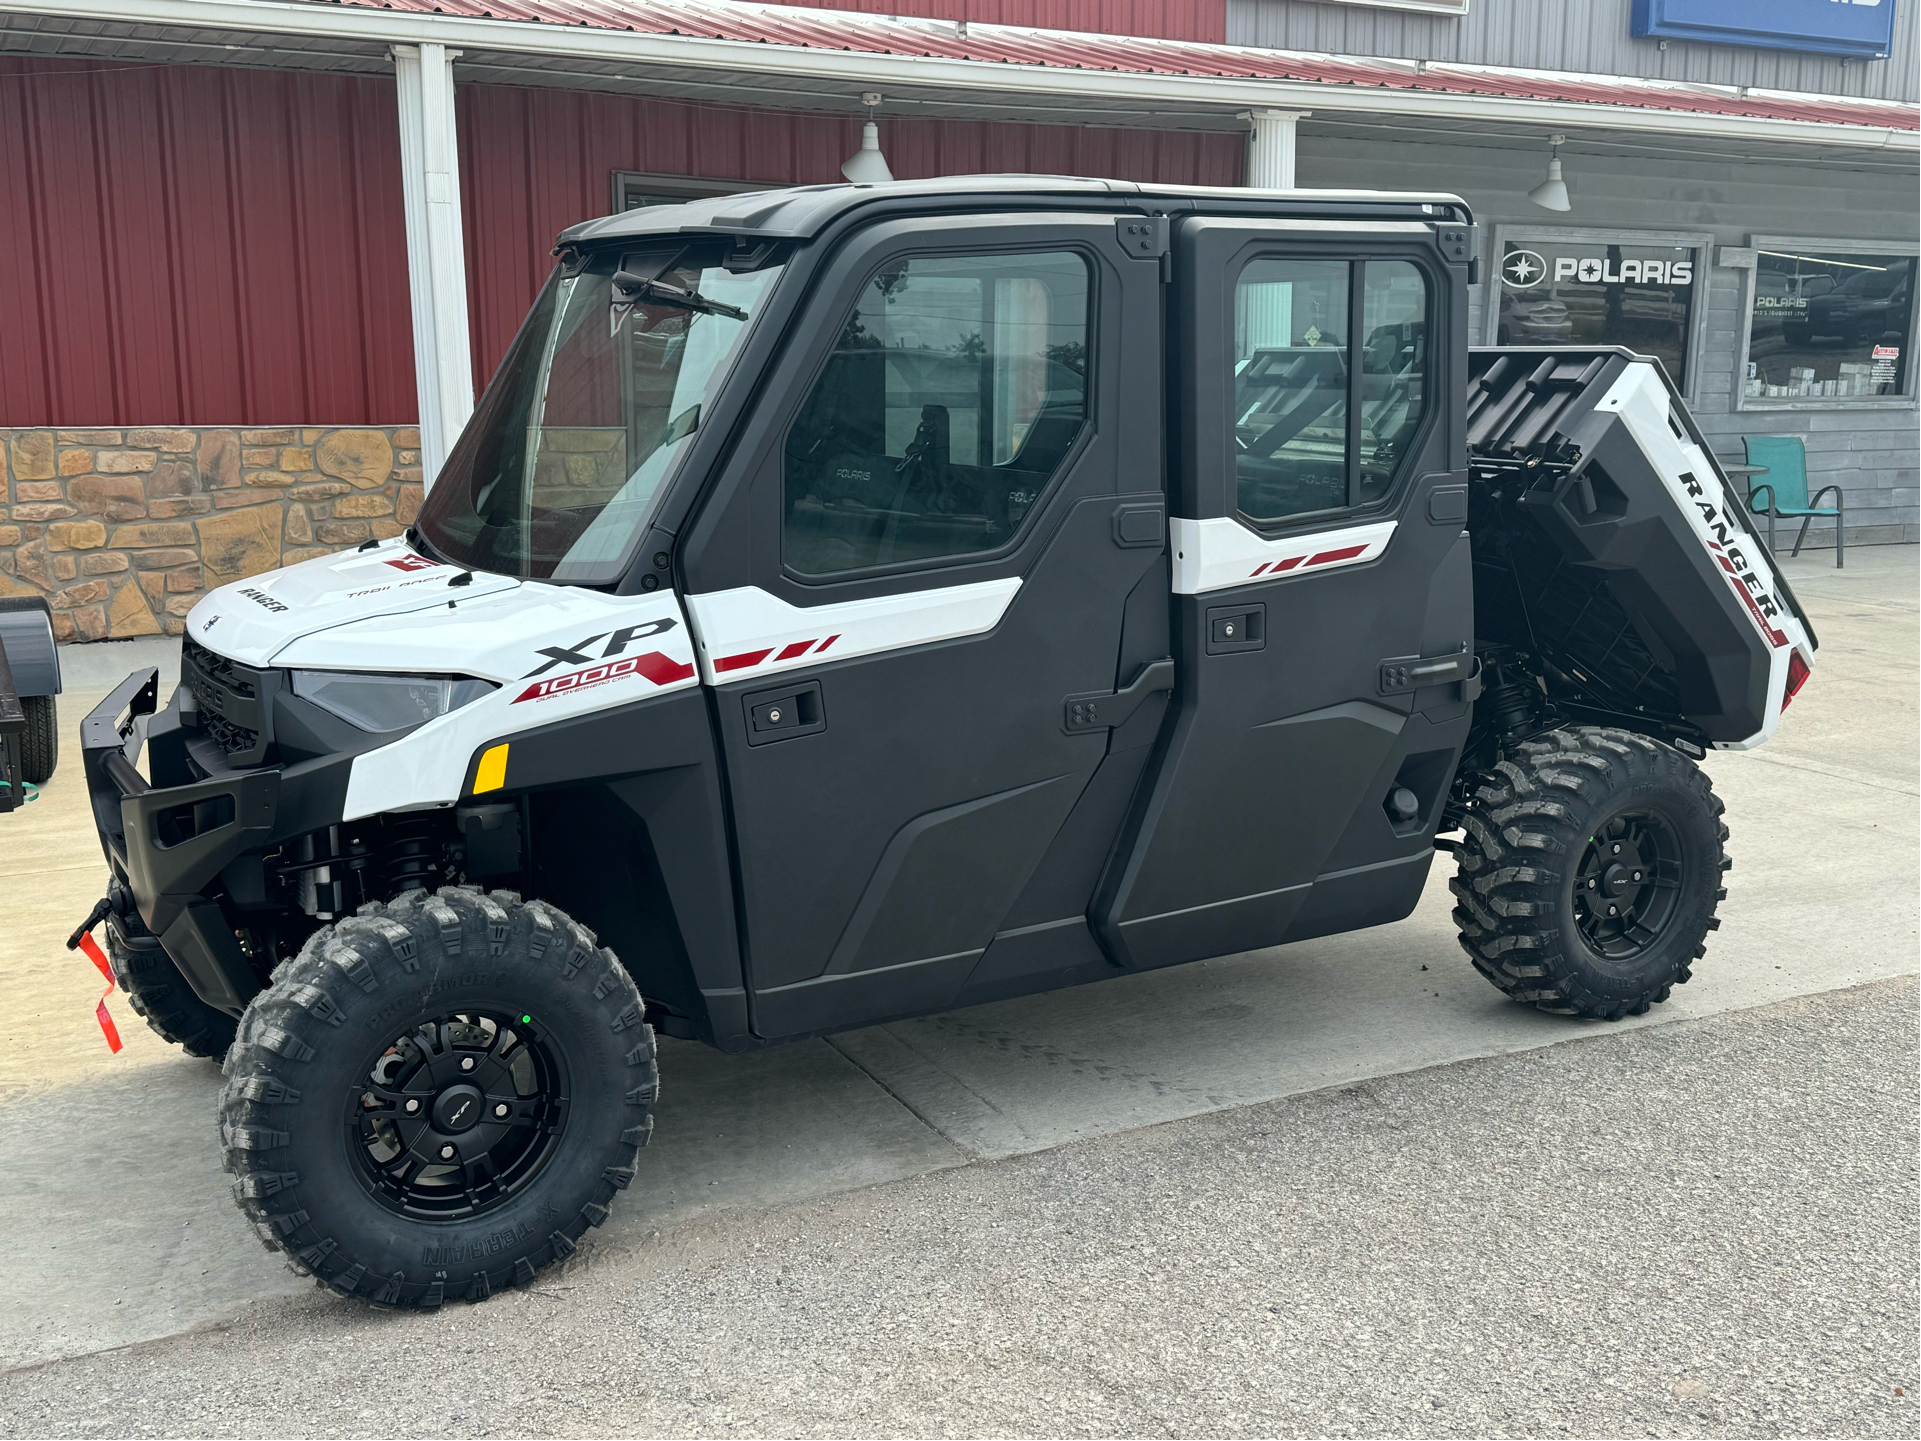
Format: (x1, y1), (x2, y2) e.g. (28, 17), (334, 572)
(1465, 346), (1816, 751)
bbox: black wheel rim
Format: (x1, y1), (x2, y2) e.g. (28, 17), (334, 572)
(1573, 809), (1684, 961)
(345, 1012), (569, 1221)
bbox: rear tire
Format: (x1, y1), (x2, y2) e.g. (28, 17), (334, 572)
(1451, 726), (1728, 1021)
(19, 694), (56, 784)
(105, 909), (237, 1060)
(220, 886), (657, 1308)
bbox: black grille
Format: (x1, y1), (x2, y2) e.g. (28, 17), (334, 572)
(182, 636), (270, 761)
(202, 707), (260, 757)
(183, 636), (256, 698)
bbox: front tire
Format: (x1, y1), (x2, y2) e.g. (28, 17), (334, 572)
(220, 886), (657, 1308)
(1451, 726), (1728, 1020)
(105, 909), (238, 1060)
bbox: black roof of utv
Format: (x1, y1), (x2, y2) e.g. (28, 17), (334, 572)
(559, 174), (1474, 247)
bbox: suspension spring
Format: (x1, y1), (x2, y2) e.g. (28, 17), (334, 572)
(381, 814), (448, 896)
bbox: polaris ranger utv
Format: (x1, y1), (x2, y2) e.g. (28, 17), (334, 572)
(75, 177), (1815, 1308)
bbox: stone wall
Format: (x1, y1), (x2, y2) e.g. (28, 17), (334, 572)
(0, 426), (421, 642)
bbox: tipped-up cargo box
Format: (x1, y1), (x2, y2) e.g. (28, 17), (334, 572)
(1462, 347), (1813, 759)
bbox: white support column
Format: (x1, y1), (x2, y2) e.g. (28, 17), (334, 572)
(1241, 108), (1310, 190)
(392, 42), (474, 489)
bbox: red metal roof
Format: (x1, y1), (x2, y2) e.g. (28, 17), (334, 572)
(768, 1), (1224, 44)
(315, 0), (1918, 131)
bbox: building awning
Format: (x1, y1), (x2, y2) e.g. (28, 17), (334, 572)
(2, 0), (1915, 149)
(329, 0), (1919, 134)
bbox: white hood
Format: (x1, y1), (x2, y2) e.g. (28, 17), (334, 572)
(184, 538), (518, 667)
(183, 538), (702, 819)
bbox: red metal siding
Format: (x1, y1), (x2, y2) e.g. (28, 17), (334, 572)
(0, 59), (417, 427)
(1, 58), (1239, 427)
(457, 84), (1243, 395)
(775, 0), (1225, 42)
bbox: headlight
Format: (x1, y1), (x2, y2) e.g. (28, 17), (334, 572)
(290, 671), (497, 733)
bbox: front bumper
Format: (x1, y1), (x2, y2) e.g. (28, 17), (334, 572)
(81, 668), (354, 1016)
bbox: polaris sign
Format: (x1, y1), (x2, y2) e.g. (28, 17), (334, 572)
(1631, 0), (1896, 58)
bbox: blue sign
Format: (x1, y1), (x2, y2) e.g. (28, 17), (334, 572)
(1632, 0), (1897, 57)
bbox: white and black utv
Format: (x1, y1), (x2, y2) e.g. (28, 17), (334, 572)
(74, 178), (1816, 1308)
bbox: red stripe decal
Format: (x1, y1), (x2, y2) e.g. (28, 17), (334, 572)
(513, 651), (694, 703)
(774, 640), (815, 661)
(1272, 555), (1305, 572)
(1306, 544), (1367, 567)
(633, 653), (697, 686)
(1250, 562), (1272, 576)
(715, 648), (775, 673)
(816, 634), (840, 652)
(1725, 576), (1790, 649)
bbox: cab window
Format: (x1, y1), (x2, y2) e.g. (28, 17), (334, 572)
(784, 250), (1091, 577)
(1233, 258), (1429, 523)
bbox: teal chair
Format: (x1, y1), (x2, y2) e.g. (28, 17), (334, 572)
(1743, 435), (1844, 568)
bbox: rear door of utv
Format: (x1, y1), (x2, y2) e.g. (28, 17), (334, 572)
(1093, 217), (1476, 969)
(680, 212), (1169, 1038)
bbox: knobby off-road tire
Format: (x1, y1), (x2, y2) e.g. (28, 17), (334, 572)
(1452, 726), (1729, 1021)
(19, 694), (56, 784)
(220, 886), (658, 1308)
(104, 909), (237, 1060)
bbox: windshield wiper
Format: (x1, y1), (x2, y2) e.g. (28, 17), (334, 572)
(612, 271), (747, 321)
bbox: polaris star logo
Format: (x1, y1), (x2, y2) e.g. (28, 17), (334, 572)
(1500, 250), (1547, 287)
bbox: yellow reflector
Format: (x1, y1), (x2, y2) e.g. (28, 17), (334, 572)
(473, 743), (509, 794)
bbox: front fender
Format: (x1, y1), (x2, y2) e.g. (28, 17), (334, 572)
(441, 686), (750, 1049)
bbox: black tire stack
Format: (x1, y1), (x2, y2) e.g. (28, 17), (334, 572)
(18, 694), (56, 784)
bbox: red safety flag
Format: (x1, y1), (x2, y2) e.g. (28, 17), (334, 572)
(74, 930), (123, 1054)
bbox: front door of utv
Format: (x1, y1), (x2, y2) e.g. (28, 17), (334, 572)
(1096, 217), (1476, 969)
(681, 213), (1168, 1037)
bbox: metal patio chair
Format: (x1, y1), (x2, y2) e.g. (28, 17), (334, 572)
(1743, 434), (1845, 568)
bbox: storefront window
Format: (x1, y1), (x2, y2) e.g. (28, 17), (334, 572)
(612, 171), (766, 212)
(1495, 237), (1700, 387)
(1745, 248), (1915, 403)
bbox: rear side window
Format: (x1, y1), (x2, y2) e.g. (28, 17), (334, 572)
(1233, 257), (1429, 524)
(784, 250), (1091, 576)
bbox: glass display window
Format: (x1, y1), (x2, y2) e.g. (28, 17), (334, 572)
(1743, 244), (1916, 405)
(1490, 228), (1706, 390)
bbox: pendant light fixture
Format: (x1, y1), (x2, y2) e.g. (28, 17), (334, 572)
(841, 92), (895, 184)
(1528, 134), (1571, 212)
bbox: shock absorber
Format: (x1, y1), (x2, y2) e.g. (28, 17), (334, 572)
(381, 814), (449, 896)
(1480, 651), (1545, 743)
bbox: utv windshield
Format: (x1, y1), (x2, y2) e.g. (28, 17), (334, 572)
(416, 241), (783, 583)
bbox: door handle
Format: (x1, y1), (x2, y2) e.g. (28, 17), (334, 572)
(742, 679), (825, 745)
(1379, 648), (1478, 697)
(1063, 658), (1175, 734)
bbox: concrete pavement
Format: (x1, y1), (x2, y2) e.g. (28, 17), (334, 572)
(0, 546), (1913, 1391)
(1, 977), (1913, 1438)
